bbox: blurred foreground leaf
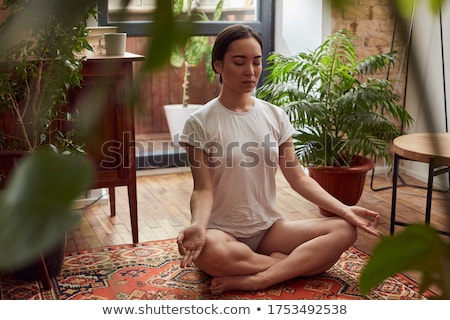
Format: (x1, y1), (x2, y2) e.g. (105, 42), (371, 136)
(0, 150), (94, 269)
(359, 224), (450, 298)
(142, 0), (194, 72)
(391, 0), (445, 18)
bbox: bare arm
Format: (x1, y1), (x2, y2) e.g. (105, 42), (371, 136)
(177, 144), (214, 267)
(278, 139), (380, 236)
(187, 145), (214, 226)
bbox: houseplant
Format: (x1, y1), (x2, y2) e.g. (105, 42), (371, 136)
(0, 0), (96, 278)
(164, 0), (223, 146)
(0, 0), (95, 160)
(257, 30), (414, 211)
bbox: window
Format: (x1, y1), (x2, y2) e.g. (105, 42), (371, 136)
(97, 0), (274, 53)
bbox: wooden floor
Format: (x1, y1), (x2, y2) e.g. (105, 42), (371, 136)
(67, 165), (450, 256)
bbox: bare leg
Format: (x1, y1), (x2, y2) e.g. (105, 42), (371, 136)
(209, 218), (357, 294)
(194, 229), (284, 277)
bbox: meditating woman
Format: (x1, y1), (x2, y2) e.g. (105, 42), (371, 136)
(177, 23), (380, 295)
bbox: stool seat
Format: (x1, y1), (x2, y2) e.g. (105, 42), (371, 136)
(393, 132), (450, 166)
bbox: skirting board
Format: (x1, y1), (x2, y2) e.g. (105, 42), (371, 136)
(73, 188), (109, 209)
(399, 160), (449, 190)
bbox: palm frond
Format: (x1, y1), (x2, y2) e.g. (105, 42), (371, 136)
(357, 52), (397, 75)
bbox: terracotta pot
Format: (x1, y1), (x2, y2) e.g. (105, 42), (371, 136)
(308, 156), (374, 216)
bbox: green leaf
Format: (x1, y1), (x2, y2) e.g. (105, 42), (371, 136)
(185, 36), (209, 66)
(143, 0), (194, 72)
(0, 150), (94, 269)
(392, 0), (445, 18)
(359, 224), (450, 297)
(170, 44), (185, 68)
(328, 0), (355, 10)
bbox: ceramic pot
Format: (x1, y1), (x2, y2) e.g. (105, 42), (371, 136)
(164, 104), (202, 147)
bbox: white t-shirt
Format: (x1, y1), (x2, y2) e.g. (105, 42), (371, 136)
(179, 97), (296, 238)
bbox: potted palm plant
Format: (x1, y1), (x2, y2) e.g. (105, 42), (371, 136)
(164, 0), (223, 146)
(257, 30), (414, 213)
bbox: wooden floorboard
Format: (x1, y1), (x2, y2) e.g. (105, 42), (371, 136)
(67, 166), (450, 256)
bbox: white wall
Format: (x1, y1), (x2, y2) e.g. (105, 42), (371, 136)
(274, 0), (331, 56)
(406, 1), (450, 133)
(402, 0), (450, 188)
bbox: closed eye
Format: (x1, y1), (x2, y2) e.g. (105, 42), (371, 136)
(232, 57), (262, 66)
(232, 57), (246, 65)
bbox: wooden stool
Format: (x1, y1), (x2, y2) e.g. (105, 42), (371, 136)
(390, 132), (450, 236)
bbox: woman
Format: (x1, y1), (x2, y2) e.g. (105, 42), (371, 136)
(177, 24), (380, 295)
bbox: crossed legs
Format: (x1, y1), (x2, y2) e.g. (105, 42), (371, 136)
(193, 217), (357, 294)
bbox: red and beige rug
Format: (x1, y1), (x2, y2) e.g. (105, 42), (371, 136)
(0, 238), (436, 300)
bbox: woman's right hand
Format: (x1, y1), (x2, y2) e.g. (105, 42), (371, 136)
(176, 223), (207, 268)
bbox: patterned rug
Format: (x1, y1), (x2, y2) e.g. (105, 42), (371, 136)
(0, 238), (437, 300)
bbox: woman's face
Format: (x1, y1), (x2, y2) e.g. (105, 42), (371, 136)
(214, 37), (262, 95)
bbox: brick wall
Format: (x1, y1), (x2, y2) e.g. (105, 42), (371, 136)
(331, 0), (409, 103)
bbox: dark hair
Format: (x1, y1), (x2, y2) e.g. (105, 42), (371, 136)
(211, 24), (263, 80)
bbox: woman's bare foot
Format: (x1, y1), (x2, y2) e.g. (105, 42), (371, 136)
(209, 274), (265, 295)
(207, 252), (285, 294)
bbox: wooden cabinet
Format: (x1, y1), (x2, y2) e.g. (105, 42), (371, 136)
(70, 53), (144, 244)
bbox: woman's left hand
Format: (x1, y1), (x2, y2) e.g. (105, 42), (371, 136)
(343, 206), (381, 236)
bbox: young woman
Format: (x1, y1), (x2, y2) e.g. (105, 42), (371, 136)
(177, 24), (380, 295)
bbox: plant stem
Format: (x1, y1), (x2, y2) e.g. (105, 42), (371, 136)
(8, 93), (33, 151)
(182, 61), (191, 107)
(29, 60), (44, 149)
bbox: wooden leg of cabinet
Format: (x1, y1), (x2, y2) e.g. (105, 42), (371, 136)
(108, 186), (116, 217)
(128, 182), (138, 243)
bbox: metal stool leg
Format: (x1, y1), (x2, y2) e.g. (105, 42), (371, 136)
(390, 153), (400, 235)
(425, 157), (435, 225)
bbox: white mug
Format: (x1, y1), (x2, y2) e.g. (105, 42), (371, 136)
(99, 33), (127, 56)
